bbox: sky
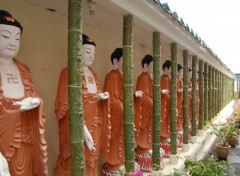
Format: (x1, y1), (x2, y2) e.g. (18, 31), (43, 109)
(163, 0), (240, 74)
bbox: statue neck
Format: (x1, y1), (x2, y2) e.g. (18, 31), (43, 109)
(0, 57), (14, 64)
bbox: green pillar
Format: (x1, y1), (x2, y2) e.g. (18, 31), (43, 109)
(216, 69), (219, 113)
(204, 62), (208, 123)
(68, 0), (85, 175)
(221, 73), (224, 109)
(152, 31), (161, 171)
(198, 60), (204, 130)
(170, 43), (177, 155)
(216, 70), (219, 113)
(183, 50), (189, 144)
(211, 67), (215, 117)
(191, 56), (197, 136)
(123, 14), (135, 172)
(208, 65), (212, 120)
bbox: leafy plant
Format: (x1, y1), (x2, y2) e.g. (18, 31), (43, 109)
(169, 155), (233, 176)
(206, 120), (237, 146)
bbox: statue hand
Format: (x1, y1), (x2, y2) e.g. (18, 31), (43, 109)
(178, 88), (183, 93)
(83, 125), (96, 152)
(162, 89), (169, 94)
(0, 152), (9, 176)
(135, 90), (143, 97)
(96, 92), (109, 100)
(13, 97), (40, 110)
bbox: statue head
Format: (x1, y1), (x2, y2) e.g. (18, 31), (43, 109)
(141, 54), (153, 74)
(111, 48), (123, 72)
(0, 10), (23, 60)
(177, 64), (183, 79)
(189, 68), (192, 79)
(82, 34), (96, 67)
(196, 71), (199, 80)
(162, 60), (171, 76)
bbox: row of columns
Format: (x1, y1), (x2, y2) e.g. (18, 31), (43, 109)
(67, 3), (235, 174)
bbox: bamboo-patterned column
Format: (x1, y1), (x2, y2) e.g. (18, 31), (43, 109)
(208, 65), (212, 120)
(68, 0), (84, 175)
(123, 14), (134, 172)
(204, 62), (208, 123)
(221, 73), (224, 109)
(232, 79), (235, 100)
(170, 43), (177, 155)
(222, 73), (224, 108)
(211, 67), (215, 117)
(198, 60), (204, 130)
(191, 56), (197, 136)
(216, 70), (219, 114)
(223, 75), (226, 106)
(216, 69), (219, 113)
(183, 50), (189, 144)
(152, 31), (161, 171)
(215, 69), (218, 114)
(218, 70), (220, 113)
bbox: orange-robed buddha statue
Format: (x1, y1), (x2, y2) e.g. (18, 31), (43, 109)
(134, 55), (154, 171)
(188, 69), (193, 131)
(0, 10), (48, 175)
(134, 54), (153, 154)
(196, 71), (200, 127)
(54, 34), (110, 176)
(177, 64), (183, 132)
(176, 64), (184, 146)
(160, 60), (171, 141)
(102, 48), (125, 172)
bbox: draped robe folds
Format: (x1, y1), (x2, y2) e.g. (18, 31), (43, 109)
(103, 70), (124, 170)
(54, 67), (110, 176)
(188, 80), (192, 126)
(0, 59), (48, 176)
(177, 78), (183, 132)
(196, 80), (200, 126)
(134, 72), (153, 153)
(160, 74), (171, 141)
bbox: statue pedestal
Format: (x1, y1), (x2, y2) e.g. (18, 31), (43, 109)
(191, 136), (198, 143)
(182, 143), (190, 152)
(135, 151), (152, 172)
(197, 129), (204, 136)
(203, 125), (208, 131)
(151, 170), (162, 176)
(177, 132), (183, 147)
(169, 154), (179, 165)
(102, 162), (141, 176)
(135, 149), (165, 172)
(102, 166), (123, 176)
(160, 142), (171, 158)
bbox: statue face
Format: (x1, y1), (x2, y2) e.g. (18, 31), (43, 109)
(178, 68), (183, 79)
(117, 56), (123, 70)
(0, 24), (21, 59)
(146, 61), (153, 74)
(164, 66), (171, 76)
(82, 44), (96, 67)
(189, 71), (192, 79)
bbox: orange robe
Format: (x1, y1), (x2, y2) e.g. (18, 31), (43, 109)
(196, 80), (200, 126)
(160, 74), (171, 141)
(134, 72), (153, 153)
(188, 79), (192, 126)
(177, 78), (183, 132)
(54, 67), (110, 176)
(103, 70), (124, 170)
(0, 59), (48, 176)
